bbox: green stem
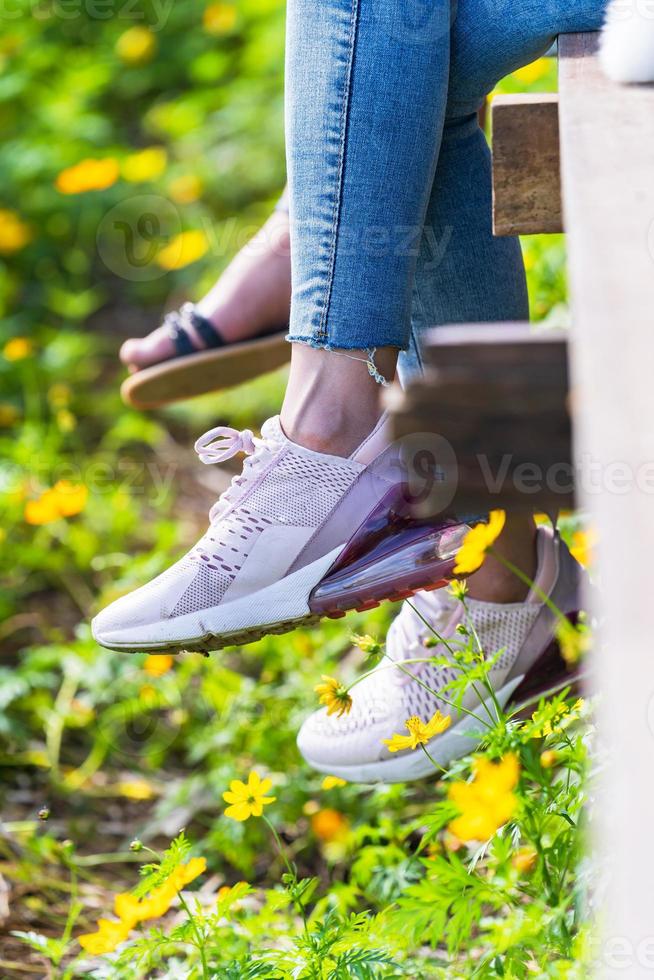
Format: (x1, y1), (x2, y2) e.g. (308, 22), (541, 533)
(262, 815), (308, 929)
(404, 597), (457, 658)
(346, 658), (493, 730)
(419, 742), (446, 774)
(461, 599), (505, 723)
(176, 890), (209, 980)
(490, 549), (567, 626)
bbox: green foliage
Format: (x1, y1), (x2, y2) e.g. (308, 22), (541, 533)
(0, 15), (588, 977)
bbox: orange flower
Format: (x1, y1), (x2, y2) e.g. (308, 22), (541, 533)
(24, 481), (88, 525)
(169, 174), (203, 204)
(0, 210), (31, 254)
(447, 754), (520, 843)
(144, 653), (174, 677)
(512, 846), (538, 874)
(56, 158), (120, 194)
(203, 3), (237, 35)
(3, 337), (33, 361)
(311, 808), (349, 843)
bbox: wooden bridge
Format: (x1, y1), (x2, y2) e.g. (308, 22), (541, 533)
(388, 33), (654, 976)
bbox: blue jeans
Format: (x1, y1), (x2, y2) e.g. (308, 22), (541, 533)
(284, 0), (606, 382)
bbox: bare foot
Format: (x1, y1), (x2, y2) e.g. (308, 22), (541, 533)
(119, 209), (291, 371)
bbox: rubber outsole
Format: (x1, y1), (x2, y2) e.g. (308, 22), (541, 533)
(121, 331), (290, 410)
(96, 576), (448, 656)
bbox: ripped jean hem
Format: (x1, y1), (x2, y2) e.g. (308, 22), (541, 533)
(285, 334), (403, 386)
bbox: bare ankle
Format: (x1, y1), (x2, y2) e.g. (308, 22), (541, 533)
(280, 344), (396, 457)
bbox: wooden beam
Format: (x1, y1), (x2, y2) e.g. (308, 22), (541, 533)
(387, 323), (571, 515)
(558, 32), (654, 972)
(492, 94), (563, 236)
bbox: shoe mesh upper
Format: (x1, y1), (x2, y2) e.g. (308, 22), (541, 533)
(170, 446), (360, 617)
(298, 590), (542, 765)
(243, 449), (358, 525)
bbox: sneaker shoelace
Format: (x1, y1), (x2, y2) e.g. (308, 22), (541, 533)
(194, 425), (277, 522)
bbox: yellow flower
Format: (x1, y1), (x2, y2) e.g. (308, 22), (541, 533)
(53, 480), (88, 517)
(448, 753), (519, 842)
(540, 749), (558, 769)
(311, 808), (349, 842)
(0, 403), (20, 427)
(113, 857), (206, 930)
(24, 490), (61, 526)
(56, 409), (77, 433)
(512, 845), (538, 874)
(156, 229), (209, 270)
(321, 775), (347, 790)
(570, 528), (597, 569)
(123, 147), (168, 183)
(223, 771), (276, 822)
(556, 617), (591, 666)
(47, 383), (71, 407)
(24, 481), (88, 525)
(114, 778), (155, 801)
(0, 209), (31, 254)
(512, 58), (551, 84)
(116, 26), (157, 65)
(351, 633), (382, 655)
(113, 892), (143, 930)
(203, 3), (237, 35)
(3, 337), (33, 361)
(315, 675), (352, 718)
(56, 158), (120, 194)
(78, 917), (130, 955)
(169, 174), (203, 204)
(166, 856), (207, 891)
(383, 711), (452, 753)
(144, 653), (174, 677)
(453, 509), (506, 575)
(448, 579), (468, 602)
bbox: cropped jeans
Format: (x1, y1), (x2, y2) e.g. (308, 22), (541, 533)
(284, 0), (606, 383)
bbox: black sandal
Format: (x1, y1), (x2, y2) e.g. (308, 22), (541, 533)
(121, 303), (290, 410)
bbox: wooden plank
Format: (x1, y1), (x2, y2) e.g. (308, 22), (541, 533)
(387, 324), (572, 514)
(492, 94), (563, 236)
(558, 32), (654, 972)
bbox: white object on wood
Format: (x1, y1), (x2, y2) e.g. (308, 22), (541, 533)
(600, 0), (654, 82)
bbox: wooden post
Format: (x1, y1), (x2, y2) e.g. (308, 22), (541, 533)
(492, 94), (563, 236)
(559, 33), (654, 977)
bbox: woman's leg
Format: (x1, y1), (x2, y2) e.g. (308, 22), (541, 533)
(399, 0), (608, 597)
(280, 0), (454, 456)
(119, 203), (292, 370)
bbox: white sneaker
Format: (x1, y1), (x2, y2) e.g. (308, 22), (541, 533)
(92, 415), (411, 653)
(297, 525), (583, 783)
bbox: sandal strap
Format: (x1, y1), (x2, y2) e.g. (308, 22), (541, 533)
(163, 304), (225, 358)
(164, 311), (196, 357)
(189, 308), (225, 350)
